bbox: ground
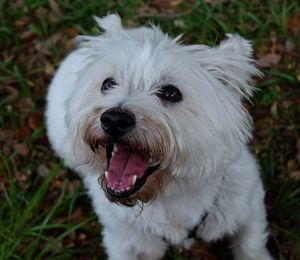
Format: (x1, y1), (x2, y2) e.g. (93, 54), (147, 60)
(1, 0), (300, 259)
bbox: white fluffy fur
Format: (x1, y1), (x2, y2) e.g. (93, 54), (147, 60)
(46, 14), (272, 260)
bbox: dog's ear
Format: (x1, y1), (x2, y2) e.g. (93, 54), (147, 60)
(93, 14), (122, 33)
(198, 34), (261, 99)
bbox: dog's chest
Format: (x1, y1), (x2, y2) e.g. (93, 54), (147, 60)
(131, 193), (208, 244)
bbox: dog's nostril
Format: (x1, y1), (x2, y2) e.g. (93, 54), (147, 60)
(100, 109), (135, 137)
(101, 117), (112, 129)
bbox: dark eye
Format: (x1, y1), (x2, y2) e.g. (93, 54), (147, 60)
(156, 85), (182, 103)
(101, 77), (118, 92)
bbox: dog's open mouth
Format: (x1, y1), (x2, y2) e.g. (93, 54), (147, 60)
(104, 139), (159, 198)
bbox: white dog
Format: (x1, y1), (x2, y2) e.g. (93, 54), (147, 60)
(46, 14), (272, 260)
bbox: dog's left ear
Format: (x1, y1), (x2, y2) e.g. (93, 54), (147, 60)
(198, 34), (261, 99)
(93, 14), (122, 34)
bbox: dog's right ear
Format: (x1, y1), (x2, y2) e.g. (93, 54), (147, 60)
(93, 14), (122, 33)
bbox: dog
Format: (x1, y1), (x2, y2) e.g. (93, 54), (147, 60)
(46, 14), (272, 260)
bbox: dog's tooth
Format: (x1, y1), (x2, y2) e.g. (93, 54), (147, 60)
(113, 144), (118, 152)
(107, 184), (111, 189)
(148, 158), (153, 164)
(126, 187), (130, 191)
(132, 175), (137, 185)
(105, 171), (109, 179)
(112, 152), (115, 156)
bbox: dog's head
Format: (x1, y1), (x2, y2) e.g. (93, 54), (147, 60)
(64, 14), (260, 206)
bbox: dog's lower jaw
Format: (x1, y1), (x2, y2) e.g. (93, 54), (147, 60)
(100, 168), (171, 207)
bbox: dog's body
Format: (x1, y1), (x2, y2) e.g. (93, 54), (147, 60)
(46, 14), (272, 260)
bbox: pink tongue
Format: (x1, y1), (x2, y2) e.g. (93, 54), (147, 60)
(107, 146), (148, 191)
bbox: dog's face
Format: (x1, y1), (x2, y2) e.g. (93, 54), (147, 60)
(64, 14), (259, 206)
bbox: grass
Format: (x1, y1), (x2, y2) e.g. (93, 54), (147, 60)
(1, 0), (300, 259)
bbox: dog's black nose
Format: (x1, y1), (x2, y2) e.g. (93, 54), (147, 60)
(100, 109), (135, 137)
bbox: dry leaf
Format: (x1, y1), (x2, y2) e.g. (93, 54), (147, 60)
(78, 233), (87, 240)
(20, 30), (37, 41)
(67, 179), (81, 194)
(71, 208), (85, 223)
(15, 143), (29, 157)
(35, 7), (47, 17)
(28, 113), (42, 130)
(65, 27), (80, 37)
(49, 0), (62, 16)
(290, 171), (300, 181)
(257, 53), (281, 68)
(15, 16), (30, 28)
(38, 164), (50, 178)
(137, 6), (159, 16)
(289, 12), (300, 35)
(191, 248), (218, 260)
(169, 0), (183, 6)
(45, 63), (55, 77)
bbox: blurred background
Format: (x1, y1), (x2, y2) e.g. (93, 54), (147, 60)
(1, 0), (300, 259)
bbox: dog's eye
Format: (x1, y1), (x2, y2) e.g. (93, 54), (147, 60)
(101, 77), (118, 92)
(156, 85), (182, 103)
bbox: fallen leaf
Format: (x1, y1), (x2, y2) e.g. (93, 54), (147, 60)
(45, 63), (55, 77)
(45, 32), (64, 46)
(15, 16), (30, 29)
(28, 113), (42, 130)
(35, 7), (47, 17)
(288, 12), (300, 35)
(52, 179), (64, 189)
(65, 27), (80, 37)
(64, 39), (74, 52)
(2, 145), (11, 156)
(34, 42), (51, 56)
(287, 160), (296, 172)
(37, 164), (50, 178)
(78, 233), (87, 240)
(270, 101), (278, 117)
(14, 171), (29, 190)
(191, 248), (218, 260)
(290, 171), (300, 181)
(151, 0), (182, 12)
(15, 127), (31, 142)
(285, 38), (295, 52)
(15, 143), (29, 157)
(71, 208), (85, 223)
(169, 0), (183, 6)
(137, 6), (159, 16)
(20, 30), (37, 42)
(271, 35), (278, 53)
(18, 97), (33, 112)
(48, 0), (62, 16)
(67, 179), (81, 194)
(3, 51), (15, 63)
(257, 53), (281, 68)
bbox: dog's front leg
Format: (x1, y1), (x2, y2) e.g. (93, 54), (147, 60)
(102, 225), (167, 260)
(232, 188), (272, 260)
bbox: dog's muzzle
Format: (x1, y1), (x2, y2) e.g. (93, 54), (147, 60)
(100, 108), (160, 199)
